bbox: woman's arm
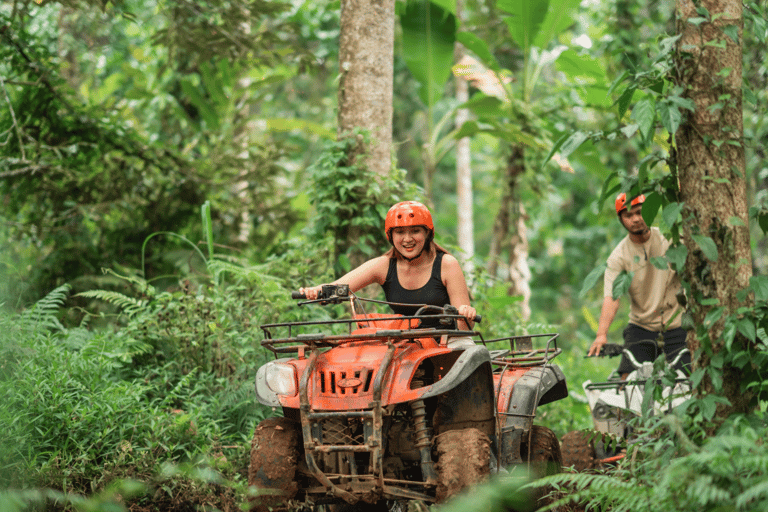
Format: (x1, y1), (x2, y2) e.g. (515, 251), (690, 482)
(299, 256), (389, 299)
(441, 254), (476, 329)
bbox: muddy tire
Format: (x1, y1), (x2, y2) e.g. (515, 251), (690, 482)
(523, 425), (563, 476)
(521, 426), (563, 509)
(560, 430), (596, 472)
(435, 428), (491, 502)
(248, 417), (300, 512)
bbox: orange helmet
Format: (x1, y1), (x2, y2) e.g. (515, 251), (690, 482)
(384, 201), (434, 241)
(615, 193), (646, 214)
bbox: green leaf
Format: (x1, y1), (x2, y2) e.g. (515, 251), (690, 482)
(631, 97), (656, 142)
(649, 256), (668, 270)
(611, 270), (634, 300)
(461, 94), (506, 118)
(750, 275), (768, 302)
(542, 132), (569, 169)
(722, 316), (737, 349)
(454, 120), (480, 139)
(665, 244), (688, 271)
(617, 85), (636, 120)
(430, 0), (457, 15)
(558, 131), (589, 159)
(556, 50), (605, 80)
(579, 264), (607, 298)
(658, 100), (682, 135)
(456, 32), (501, 72)
(704, 307), (724, 328)
(722, 24), (739, 44)
(620, 124), (639, 138)
(400, 0), (457, 106)
(641, 192), (662, 227)
(692, 234), (719, 262)
(668, 95), (696, 112)
(533, 0), (582, 49)
(499, 0), (549, 50)
(662, 202), (684, 229)
(737, 318), (756, 341)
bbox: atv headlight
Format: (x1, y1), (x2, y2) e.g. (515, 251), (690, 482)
(255, 361), (298, 407)
(265, 362), (298, 396)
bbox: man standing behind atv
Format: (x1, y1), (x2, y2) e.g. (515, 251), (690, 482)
(300, 200), (477, 344)
(588, 193), (690, 377)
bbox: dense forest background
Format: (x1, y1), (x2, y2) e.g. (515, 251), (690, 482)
(1, 0), (767, 510)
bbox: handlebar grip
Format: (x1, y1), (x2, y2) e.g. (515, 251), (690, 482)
(474, 315), (483, 324)
(291, 291), (307, 300)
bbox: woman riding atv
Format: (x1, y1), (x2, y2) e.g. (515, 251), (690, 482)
(300, 201), (477, 344)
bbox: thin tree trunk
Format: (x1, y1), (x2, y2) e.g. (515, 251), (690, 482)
(508, 206), (531, 320)
(455, 0), (474, 280)
(487, 145), (525, 278)
(676, 0), (754, 419)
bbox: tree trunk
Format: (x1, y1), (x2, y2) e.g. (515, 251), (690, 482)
(487, 145), (525, 278)
(508, 206), (531, 320)
(455, 0), (475, 280)
(338, 0), (395, 178)
(337, 0), (395, 271)
(675, 0), (754, 419)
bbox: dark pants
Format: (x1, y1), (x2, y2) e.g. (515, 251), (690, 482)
(618, 324), (691, 375)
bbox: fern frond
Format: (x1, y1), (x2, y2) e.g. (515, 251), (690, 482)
(18, 284), (70, 332)
(736, 480), (768, 510)
(76, 290), (148, 318)
(99, 268), (155, 296)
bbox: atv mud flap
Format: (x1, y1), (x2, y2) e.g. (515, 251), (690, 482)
(298, 345), (435, 504)
(497, 364), (567, 466)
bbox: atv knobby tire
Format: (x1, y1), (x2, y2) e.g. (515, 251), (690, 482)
(248, 417), (300, 512)
(435, 428), (491, 502)
(523, 425), (563, 476)
(561, 430), (596, 472)
(522, 426), (563, 509)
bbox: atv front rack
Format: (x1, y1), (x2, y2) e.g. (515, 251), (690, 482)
(260, 315), (482, 355)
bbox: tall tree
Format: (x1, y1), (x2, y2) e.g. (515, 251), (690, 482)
(338, 0), (395, 177)
(675, 0), (755, 419)
(455, 0), (475, 278)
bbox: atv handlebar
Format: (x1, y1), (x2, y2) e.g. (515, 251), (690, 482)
(291, 286), (481, 323)
(590, 341), (689, 370)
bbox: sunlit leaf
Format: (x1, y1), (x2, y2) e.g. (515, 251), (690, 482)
(579, 263), (607, 298)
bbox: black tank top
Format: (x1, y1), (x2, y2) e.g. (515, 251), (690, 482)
(381, 252), (451, 329)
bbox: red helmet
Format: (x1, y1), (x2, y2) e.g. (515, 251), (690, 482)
(385, 201), (434, 241)
(615, 193), (646, 214)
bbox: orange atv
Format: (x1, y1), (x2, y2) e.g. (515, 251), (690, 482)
(248, 284), (567, 510)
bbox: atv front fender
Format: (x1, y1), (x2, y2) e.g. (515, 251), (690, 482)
(499, 364), (568, 427)
(410, 345), (492, 401)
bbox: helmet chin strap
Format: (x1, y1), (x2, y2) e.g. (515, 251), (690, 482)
(400, 247), (426, 262)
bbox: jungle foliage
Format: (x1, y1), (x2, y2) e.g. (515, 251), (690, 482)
(1, 0), (768, 510)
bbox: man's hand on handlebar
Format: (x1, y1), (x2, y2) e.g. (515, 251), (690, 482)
(588, 334), (608, 357)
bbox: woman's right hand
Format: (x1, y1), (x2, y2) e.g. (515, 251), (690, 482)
(298, 285), (325, 300)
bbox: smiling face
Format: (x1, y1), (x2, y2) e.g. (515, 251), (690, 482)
(619, 204), (649, 236)
(391, 225), (429, 259)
